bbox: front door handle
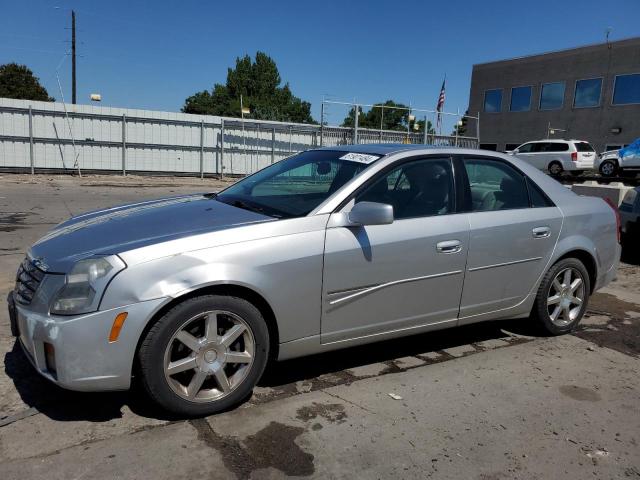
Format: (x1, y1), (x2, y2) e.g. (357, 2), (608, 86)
(436, 240), (462, 254)
(532, 226), (551, 238)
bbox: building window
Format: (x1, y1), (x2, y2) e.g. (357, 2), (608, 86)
(505, 143), (521, 151)
(484, 89), (502, 113)
(574, 78), (602, 108)
(479, 143), (498, 151)
(605, 144), (628, 152)
(613, 74), (640, 105)
(510, 86), (532, 112)
(539, 82), (565, 110)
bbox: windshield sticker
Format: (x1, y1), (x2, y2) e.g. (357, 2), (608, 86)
(339, 153), (380, 164)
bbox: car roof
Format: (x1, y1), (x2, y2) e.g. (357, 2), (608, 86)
(315, 143), (445, 156)
(524, 139), (589, 144)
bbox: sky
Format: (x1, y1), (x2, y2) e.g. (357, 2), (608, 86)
(1, 0), (639, 130)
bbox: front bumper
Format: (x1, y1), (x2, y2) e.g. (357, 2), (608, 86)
(8, 292), (166, 392)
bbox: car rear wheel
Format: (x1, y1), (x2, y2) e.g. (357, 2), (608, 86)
(599, 160), (618, 177)
(548, 162), (563, 176)
(532, 258), (590, 335)
(138, 295), (269, 416)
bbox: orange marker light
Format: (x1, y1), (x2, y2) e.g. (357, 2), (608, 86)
(108, 312), (128, 343)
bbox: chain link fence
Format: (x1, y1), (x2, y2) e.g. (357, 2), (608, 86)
(0, 98), (479, 177)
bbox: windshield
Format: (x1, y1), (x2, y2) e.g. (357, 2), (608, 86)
(216, 150), (380, 218)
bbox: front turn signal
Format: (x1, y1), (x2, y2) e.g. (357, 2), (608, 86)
(108, 312), (128, 343)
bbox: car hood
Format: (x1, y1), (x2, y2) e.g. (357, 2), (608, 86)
(29, 194), (273, 273)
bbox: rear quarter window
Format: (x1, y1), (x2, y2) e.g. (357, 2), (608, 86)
(526, 177), (555, 208)
(574, 142), (595, 152)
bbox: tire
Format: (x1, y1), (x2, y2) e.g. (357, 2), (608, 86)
(599, 160), (618, 177)
(548, 162), (563, 177)
(531, 258), (590, 335)
(138, 295), (269, 416)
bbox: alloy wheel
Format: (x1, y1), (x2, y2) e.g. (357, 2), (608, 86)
(163, 310), (255, 403)
(549, 163), (562, 176)
(600, 162), (615, 176)
(546, 267), (585, 327)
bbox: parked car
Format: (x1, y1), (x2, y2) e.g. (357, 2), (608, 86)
(8, 145), (621, 416)
(598, 138), (640, 177)
(620, 187), (640, 237)
(509, 139), (597, 176)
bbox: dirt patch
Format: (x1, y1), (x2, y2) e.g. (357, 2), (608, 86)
(191, 418), (314, 479)
(559, 385), (602, 402)
(295, 402), (347, 424)
(253, 369), (355, 405)
(576, 292), (640, 357)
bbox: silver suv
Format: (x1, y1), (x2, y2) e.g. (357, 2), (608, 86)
(510, 139), (596, 176)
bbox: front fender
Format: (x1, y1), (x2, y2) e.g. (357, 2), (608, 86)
(101, 230), (326, 343)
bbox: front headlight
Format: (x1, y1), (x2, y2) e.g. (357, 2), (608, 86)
(51, 256), (126, 315)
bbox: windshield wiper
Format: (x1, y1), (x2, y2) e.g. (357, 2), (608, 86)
(227, 199), (271, 216)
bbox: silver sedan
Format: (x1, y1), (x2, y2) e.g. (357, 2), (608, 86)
(8, 145), (621, 416)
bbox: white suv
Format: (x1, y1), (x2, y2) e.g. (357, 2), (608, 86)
(509, 139), (596, 176)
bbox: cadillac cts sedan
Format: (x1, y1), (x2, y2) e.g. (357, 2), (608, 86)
(8, 144), (620, 416)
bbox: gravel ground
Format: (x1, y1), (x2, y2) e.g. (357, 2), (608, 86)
(0, 173), (638, 479)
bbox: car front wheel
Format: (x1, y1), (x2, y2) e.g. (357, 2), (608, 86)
(532, 258), (590, 335)
(138, 295), (269, 416)
(599, 160), (618, 177)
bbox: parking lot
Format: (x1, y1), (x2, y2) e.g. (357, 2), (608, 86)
(0, 173), (639, 479)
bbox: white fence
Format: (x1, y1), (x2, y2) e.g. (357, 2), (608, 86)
(0, 98), (478, 176)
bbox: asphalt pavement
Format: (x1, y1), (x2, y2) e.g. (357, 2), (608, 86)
(0, 174), (638, 479)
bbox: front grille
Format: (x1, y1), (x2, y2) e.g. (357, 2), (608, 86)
(14, 257), (45, 305)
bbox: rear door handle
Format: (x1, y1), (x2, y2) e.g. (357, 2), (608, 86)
(532, 226), (551, 238)
(436, 240), (462, 254)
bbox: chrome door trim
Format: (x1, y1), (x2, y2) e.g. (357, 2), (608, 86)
(328, 269), (463, 306)
(467, 256), (543, 272)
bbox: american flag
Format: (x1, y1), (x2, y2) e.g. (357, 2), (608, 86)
(435, 77), (446, 133)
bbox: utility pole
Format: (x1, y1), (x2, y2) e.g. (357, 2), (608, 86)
(71, 10), (77, 104)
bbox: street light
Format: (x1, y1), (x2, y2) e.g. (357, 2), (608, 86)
(90, 93), (101, 102)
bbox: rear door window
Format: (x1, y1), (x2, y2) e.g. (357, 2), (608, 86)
(464, 159), (530, 212)
(526, 177), (555, 208)
(545, 143), (570, 152)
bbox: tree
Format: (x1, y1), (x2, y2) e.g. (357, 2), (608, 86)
(0, 63), (54, 101)
(452, 110), (469, 137)
(182, 52), (314, 123)
(341, 100), (434, 134)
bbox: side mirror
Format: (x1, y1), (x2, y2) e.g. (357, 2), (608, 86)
(348, 201), (394, 226)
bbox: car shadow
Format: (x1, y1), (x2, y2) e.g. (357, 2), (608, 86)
(4, 316), (541, 423)
(3, 341), (179, 423)
(259, 318), (540, 388)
